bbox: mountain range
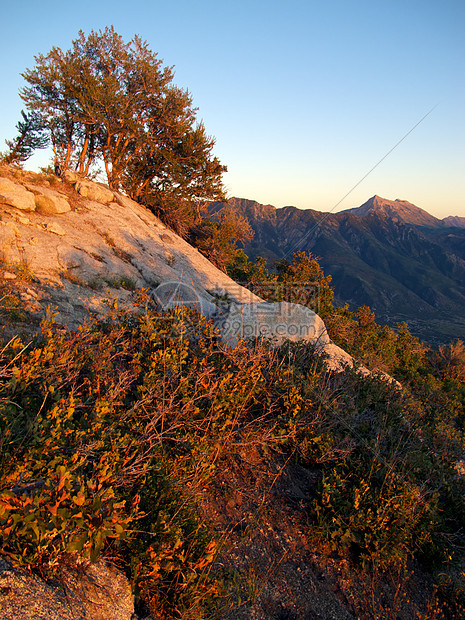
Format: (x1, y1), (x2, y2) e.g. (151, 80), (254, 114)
(212, 195), (465, 344)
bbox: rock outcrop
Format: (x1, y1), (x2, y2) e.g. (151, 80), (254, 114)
(0, 557), (134, 620)
(25, 183), (71, 214)
(74, 178), (115, 204)
(0, 166), (360, 372)
(219, 301), (330, 348)
(0, 177), (36, 211)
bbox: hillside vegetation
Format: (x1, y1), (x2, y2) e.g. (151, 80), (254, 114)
(1, 287), (465, 618)
(1, 26), (465, 619)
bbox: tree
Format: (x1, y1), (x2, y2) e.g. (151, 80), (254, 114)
(274, 251), (334, 317)
(228, 250), (273, 286)
(189, 206), (254, 272)
(228, 250), (334, 316)
(1, 110), (48, 165)
(20, 27), (226, 227)
(437, 340), (465, 382)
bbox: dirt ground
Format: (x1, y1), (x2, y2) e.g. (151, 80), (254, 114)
(197, 446), (452, 620)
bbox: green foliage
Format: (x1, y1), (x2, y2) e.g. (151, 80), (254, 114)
(1, 292), (465, 615)
(126, 466), (219, 617)
(1, 110), (48, 165)
(0, 307), (222, 617)
(228, 250), (334, 316)
(0, 293), (27, 322)
(102, 275), (137, 291)
(21, 27), (226, 210)
(228, 249), (272, 285)
(314, 462), (436, 569)
(0, 455), (133, 566)
(274, 251), (334, 317)
(437, 339), (465, 382)
(189, 206), (254, 272)
(325, 304), (429, 379)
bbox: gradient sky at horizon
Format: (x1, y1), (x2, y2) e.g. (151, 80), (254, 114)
(0, 0), (463, 218)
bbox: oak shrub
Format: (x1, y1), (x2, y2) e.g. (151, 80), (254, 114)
(0, 292), (464, 616)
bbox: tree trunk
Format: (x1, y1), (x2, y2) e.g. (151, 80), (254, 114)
(77, 135), (90, 174)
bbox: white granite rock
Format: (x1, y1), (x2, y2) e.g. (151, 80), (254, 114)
(218, 301), (330, 348)
(75, 179), (115, 204)
(0, 177), (36, 211)
(26, 184), (71, 214)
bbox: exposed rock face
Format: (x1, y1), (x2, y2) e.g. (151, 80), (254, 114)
(0, 557), (134, 620)
(0, 166), (361, 372)
(75, 179), (115, 204)
(25, 184), (71, 214)
(0, 177), (36, 211)
(219, 301), (330, 348)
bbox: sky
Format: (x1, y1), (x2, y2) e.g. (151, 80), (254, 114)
(0, 0), (463, 218)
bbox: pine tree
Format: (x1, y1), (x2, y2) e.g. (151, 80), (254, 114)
(1, 110), (48, 165)
(20, 27), (227, 223)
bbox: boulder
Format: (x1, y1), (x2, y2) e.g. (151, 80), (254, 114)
(0, 177), (36, 211)
(0, 557), (135, 620)
(320, 342), (367, 373)
(75, 180), (114, 204)
(42, 222), (66, 236)
(26, 184), (71, 214)
(62, 170), (80, 184)
(218, 301), (331, 348)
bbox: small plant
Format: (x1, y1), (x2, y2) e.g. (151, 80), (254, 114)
(60, 269), (86, 287)
(8, 260), (34, 282)
(86, 275), (104, 291)
(114, 248), (134, 263)
(0, 293), (27, 322)
(103, 275), (137, 290)
(100, 231), (116, 247)
(90, 252), (105, 263)
(99, 232), (134, 263)
(208, 289), (231, 309)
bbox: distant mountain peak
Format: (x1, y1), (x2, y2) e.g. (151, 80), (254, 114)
(343, 195), (441, 227)
(442, 215), (465, 229)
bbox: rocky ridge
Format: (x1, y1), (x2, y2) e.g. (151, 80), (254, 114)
(342, 194), (442, 227)
(0, 166), (356, 371)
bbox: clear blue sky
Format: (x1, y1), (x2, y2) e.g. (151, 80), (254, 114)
(1, 0), (463, 218)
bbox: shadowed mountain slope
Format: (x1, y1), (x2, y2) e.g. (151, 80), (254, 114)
(212, 196), (465, 344)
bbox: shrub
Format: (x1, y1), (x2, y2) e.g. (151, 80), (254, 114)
(1, 298), (465, 616)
